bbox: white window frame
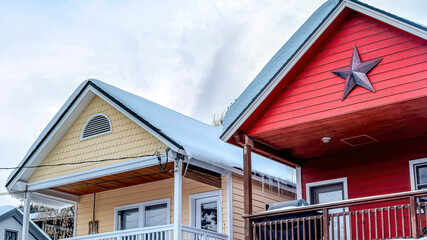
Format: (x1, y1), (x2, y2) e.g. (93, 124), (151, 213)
(189, 190), (222, 233)
(409, 158), (427, 191)
(114, 198), (171, 231)
(306, 177), (348, 205)
(80, 113), (112, 140)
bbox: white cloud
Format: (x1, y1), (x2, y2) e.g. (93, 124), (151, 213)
(0, 0), (425, 205)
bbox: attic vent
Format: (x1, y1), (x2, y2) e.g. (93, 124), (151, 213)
(81, 113), (112, 140)
(340, 134), (377, 147)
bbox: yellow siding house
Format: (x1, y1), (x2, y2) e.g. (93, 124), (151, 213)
(6, 80), (295, 240)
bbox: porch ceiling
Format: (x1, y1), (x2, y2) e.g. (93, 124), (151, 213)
(250, 96), (427, 159)
(52, 164), (175, 195)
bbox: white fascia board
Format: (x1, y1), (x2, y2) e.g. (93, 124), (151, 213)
(88, 86), (181, 153)
(8, 89), (96, 191)
(220, 2), (347, 142)
(27, 155), (161, 191)
(34, 189), (80, 204)
(344, 1), (427, 40)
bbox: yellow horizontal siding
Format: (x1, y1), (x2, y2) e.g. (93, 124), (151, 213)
(232, 174), (295, 240)
(76, 177), (220, 236)
(28, 96), (167, 183)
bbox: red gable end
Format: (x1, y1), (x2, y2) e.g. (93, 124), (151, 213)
(245, 11), (427, 159)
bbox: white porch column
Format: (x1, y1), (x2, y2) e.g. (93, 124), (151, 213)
(22, 190), (31, 240)
(226, 172), (233, 240)
(173, 158), (182, 240)
(296, 167), (302, 199)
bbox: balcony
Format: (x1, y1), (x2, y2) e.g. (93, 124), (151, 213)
(66, 224), (228, 240)
(247, 190), (427, 240)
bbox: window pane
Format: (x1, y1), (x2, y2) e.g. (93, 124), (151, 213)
(416, 165), (427, 186)
(145, 203), (167, 227)
(118, 208), (139, 230)
(5, 231), (17, 240)
(310, 183), (344, 204)
(200, 201), (218, 232)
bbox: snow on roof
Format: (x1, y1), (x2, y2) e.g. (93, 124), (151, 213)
(0, 205), (15, 216)
(91, 79), (295, 183)
(221, 0), (427, 136)
(8, 79), (295, 186)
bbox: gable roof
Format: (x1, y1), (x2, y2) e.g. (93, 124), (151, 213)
(0, 205), (51, 240)
(7, 80), (295, 189)
(221, 0), (427, 141)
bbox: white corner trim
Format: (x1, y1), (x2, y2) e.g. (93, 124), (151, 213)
(296, 167), (302, 200)
(226, 172), (233, 240)
(409, 158), (427, 191)
(27, 155), (162, 191)
(113, 198), (171, 231)
(306, 177), (348, 205)
(189, 190), (223, 233)
(80, 113), (112, 140)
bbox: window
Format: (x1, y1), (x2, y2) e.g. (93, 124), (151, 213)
(412, 161), (427, 190)
(310, 183), (344, 204)
(5, 230), (18, 240)
(189, 191), (222, 233)
(81, 113), (112, 140)
(114, 199), (170, 231)
(410, 159), (427, 192)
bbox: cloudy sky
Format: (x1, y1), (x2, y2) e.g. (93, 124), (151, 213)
(0, 0), (426, 206)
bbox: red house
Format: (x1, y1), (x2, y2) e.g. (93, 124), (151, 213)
(221, 0), (427, 239)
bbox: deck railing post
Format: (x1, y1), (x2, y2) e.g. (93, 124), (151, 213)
(243, 135), (254, 240)
(323, 208), (329, 240)
(410, 196), (418, 238)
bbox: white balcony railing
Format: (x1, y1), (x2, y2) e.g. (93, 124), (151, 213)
(66, 224), (228, 240)
(182, 225), (228, 240)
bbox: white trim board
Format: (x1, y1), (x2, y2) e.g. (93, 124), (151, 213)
(409, 158), (427, 191)
(306, 177), (348, 205)
(221, 0), (427, 142)
(226, 172), (233, 240)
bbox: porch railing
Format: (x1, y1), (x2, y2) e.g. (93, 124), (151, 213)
(182, 225), (228, 240)
(66, 224), (228, 240)
(246, 189), (427, 240)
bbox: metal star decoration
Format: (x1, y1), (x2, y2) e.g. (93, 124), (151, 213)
(332, 45), (382, 100)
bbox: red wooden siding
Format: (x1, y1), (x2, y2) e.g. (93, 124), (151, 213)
(301, 137), (427, 201)
(248, 13), (427, 136)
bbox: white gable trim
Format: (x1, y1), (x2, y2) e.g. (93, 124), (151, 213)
(221, 0), (427, 142)
(7, 88), (96, 191)
(345, 1), (427, 40)
(8, 85), (183, 192)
